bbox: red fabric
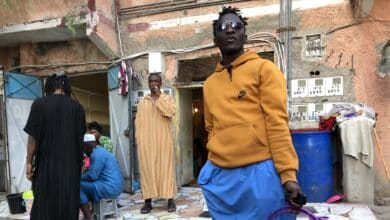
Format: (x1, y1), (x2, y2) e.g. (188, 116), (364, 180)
(118, 61), (128, 96)
(319, 116), (336, 131)
(83, 156), (90, 169)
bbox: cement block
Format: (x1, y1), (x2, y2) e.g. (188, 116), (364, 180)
(342, 154), (374, 204)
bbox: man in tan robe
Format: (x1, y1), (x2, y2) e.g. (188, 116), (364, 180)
(135, 73), (177, 214)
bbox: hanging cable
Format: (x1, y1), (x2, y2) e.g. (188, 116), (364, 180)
(6, 31), (285, 73)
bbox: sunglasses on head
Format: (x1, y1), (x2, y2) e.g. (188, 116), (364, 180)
(51, 71), (66, 79)
(216, 21), (244, 32)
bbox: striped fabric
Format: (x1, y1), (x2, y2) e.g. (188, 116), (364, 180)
(135, 93), (177, 199)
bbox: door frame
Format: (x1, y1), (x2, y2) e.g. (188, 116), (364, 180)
(174, 82), (203, 186)
(3, 71), (43, 193)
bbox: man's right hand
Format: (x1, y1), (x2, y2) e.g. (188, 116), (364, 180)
(284, 181), (305, 208)
(26, 163), (34, 181)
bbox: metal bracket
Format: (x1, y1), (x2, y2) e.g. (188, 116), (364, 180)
(276, 27), (296, 33)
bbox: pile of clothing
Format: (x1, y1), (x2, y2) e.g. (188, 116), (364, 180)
(320, 102), (377, 167)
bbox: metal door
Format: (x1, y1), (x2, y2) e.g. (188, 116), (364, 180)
(4, 72), (42, 193)
(176, 88), (193, 185)
(107, 66), (132, 192)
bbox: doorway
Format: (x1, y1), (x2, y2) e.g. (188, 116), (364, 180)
(68, 72), (110, 136)
(176, 86), (208, 187)
(69, 69), (133, 192)
(176, 55), (219, 186)
(191, 88), (208, 179)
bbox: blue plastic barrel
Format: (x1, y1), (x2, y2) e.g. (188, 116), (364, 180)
(291, 130), (334, 202)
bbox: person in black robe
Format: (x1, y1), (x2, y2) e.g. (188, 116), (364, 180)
(24, 72), (86, 220)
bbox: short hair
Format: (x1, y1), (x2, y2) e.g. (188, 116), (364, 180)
(212, 6), (248, 37)
(148, 73), (162, 82)
(44, 71), (72, 96)
(88, 121), (103, 134)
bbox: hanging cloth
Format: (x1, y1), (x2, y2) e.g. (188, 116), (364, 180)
(118, 61), (128, 96)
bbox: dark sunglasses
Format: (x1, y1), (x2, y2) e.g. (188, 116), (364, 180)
(216, 21), (244, 32)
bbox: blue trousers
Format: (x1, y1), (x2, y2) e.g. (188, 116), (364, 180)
(198, 160), (295, 220)
(80, 181), (100, 204)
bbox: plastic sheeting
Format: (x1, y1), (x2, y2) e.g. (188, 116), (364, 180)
(6, 98), (32, 193)
(108, 89), (131, 192)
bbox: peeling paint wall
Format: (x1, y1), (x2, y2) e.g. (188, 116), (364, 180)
(88, 0), (120, 58)
(121, 1), (282, 55)
(0, 47), (19, 70)
(0, 0), (87, 26)
(0, 39), (109, 75)
(295, 0), (390, 197)
(119, 0), (167, 8)
(289, 1), (355, 128)
(0, 0), (119, 61)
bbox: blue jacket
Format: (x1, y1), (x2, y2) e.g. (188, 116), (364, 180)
(81, 146), (124, 199)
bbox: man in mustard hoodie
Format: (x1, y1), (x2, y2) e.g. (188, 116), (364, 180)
(197, 6), (303, 219)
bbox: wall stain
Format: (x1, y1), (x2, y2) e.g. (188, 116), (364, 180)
(88, 0), (96, 12)
(127, 23), (151, 33)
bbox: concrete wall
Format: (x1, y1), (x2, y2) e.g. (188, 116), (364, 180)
(0, 0), (87, 26)
(0, 39), (109, 75)
(88, 0), (120, 58)
(296, 0), (390, 198)
(119, 0), (169, 8)
(121, 1), (277, 55)
(297, 0), (389, 197)
(74, 89), (109, 125)
(0, 0), (119, 61)
(0, 47), (19, 70)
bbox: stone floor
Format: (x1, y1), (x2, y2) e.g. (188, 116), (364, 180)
(0, 187), (384, 219)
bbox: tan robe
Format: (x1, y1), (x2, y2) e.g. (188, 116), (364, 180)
(135, 93), (177, 199)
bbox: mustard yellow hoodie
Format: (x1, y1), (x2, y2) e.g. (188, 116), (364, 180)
(203, 51), (298, 184)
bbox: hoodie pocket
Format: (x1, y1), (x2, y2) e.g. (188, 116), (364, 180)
(209, 125), (263, 151)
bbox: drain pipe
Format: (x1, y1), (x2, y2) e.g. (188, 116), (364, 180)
(279, 0), (293, 109)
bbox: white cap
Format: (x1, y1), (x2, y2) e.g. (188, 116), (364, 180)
(83, 134), (96, 142)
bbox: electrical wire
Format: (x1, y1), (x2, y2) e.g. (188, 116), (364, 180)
(5, 31), (286, 75)
(247, 32), (286, 74)
(326, 21), (363, 35)
(354, 0), (390, 29)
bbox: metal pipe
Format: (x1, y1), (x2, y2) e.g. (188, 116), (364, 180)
(115, 0), (124, 58)
(0, 67), (11, 193)
(287, 0), (292, 85)
(126, 60), (134, 192)
(279, 0), (292, 108)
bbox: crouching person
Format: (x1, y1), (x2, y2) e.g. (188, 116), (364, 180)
(80, 134), (124, 220)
